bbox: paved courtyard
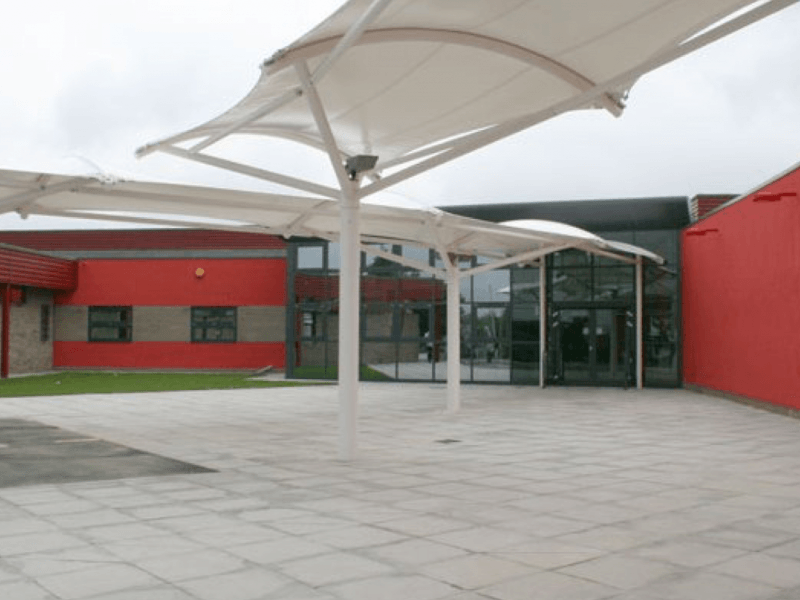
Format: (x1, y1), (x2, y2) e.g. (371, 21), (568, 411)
(1, 383), (799, 600)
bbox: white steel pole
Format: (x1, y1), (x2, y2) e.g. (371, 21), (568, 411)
(539, 260), (546, 388)
(446, 265), (461, 413)
(339, 179), (361, 459)
(635, 256), (643, 390)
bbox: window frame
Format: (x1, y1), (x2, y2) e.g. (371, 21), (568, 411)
(40, 304), (50, 342)
(191, 306), (237, 343)
(88, 306), (133, 342)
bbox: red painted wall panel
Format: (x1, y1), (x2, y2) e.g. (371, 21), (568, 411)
(682, 166), (800, 410)
(54, 342), (285, 369)
(56, 259), (286, 306)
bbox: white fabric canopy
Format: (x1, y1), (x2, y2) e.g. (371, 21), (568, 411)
(139, 0), (794, 195)
(0, 169), (661, 267)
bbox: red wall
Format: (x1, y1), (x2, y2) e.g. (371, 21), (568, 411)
(55, 258), (287, 370)
(56, 259), (285, 306)
(55, 342), (284, 370)
(682, 166), (800, 410)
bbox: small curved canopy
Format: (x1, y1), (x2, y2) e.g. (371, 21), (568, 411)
(0, 168), (663, 268)
(140, 0), (792, 185)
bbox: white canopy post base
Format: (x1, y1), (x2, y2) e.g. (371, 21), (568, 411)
(338, 180), (361, 460)
(446, 265), (461, 414)
(635, 256), (644, 390)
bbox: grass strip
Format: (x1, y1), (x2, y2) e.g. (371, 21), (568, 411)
(291, 365), (393, 381)
(0, 371), (328, 398)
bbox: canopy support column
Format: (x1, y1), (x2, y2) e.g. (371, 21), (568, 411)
(339, 180), (361, 460)
(446, 265), (461, 413)
(635, 256), (643, 390)
(539, 260), (546, 388)
(1, 283), (10, 379)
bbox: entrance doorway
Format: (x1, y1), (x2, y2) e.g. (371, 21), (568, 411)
(551, 307), (632, 386)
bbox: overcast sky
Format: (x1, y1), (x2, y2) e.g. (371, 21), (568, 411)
(1, 0), (799, 230)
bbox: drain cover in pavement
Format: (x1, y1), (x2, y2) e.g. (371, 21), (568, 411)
(0, 418), (214, 488)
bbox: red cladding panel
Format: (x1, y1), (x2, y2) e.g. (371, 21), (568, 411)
(682, 166), (800, 411)
(54, 342), (285, 369)
(56, 259), (286, 306)
(295, 273), (445, 303)
(0, 247), (77, 289)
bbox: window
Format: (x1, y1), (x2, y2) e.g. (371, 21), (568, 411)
(192, 307), (236, 342)
(40, 305), (50, 342)
(88, 306), (132, 342)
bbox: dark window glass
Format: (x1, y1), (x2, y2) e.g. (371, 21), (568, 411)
(644, 263), (679, 386)
(551, 249), (591, 268)
(633, 230), (678, 266)
(510, 266), (540, 306)
(88, 306), (132, 342)
(594, 266), (634, 301)
(40, 305), (50, 342)
(191, 307), (236, 343)
(552, 267), (592, 302)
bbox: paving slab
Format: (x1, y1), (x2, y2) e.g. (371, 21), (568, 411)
(0, 384), (798, 599)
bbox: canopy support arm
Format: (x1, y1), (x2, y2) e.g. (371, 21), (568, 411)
(296, 61), (353, 191)
(311, 0), (396, 84)
(0, 176), (95, 215)
(463, 244), (572, 277)
(155, 144), (341, 199)
(27, 206), (283, 236)
(576, 246), (637, 265)
(187, 89), (303, 154)
(360, 244), (442, 278)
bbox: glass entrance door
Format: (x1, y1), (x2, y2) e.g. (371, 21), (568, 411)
(552, 307), (631, 386)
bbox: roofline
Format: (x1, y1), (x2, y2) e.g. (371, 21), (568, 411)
(442, 195), (689, 211)
(695, 158), (800, 222)
(0, 243), (76, 263)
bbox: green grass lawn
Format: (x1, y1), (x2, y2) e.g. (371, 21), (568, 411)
(291, 365), (393, 381)
(0, 371), (329, 398)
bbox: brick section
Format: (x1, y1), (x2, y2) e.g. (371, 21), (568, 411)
(132, 307), (191, 342)
(238, 306), (285, 343)
(1, 289), (55, 374)
(54, 305), (88, 342)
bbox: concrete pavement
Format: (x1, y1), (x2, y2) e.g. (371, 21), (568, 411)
(0, 383), (799, 599)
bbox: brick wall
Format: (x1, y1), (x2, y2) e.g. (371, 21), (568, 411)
(1, 288), (55, 374)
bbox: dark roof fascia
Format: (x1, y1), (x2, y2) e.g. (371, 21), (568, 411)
(0, 228), (286, 252)
(440, 196), (691, 232)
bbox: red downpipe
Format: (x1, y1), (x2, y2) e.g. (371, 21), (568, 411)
(1, 283), (9, 378)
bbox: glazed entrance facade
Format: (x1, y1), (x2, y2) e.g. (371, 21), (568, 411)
(286, 225), (681, 388)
